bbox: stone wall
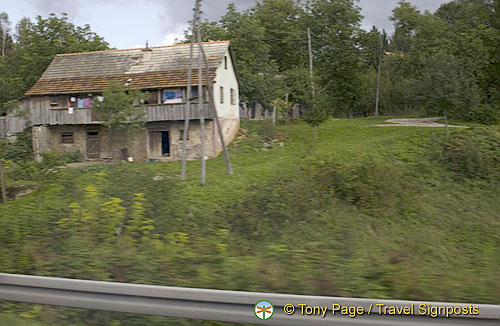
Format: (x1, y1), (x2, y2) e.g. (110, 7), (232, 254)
(33, 120), (218, 162)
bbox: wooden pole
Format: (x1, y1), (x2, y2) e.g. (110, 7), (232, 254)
(307, 28), (318, 141)
(196, 0), (206, 185)
(285, 93), (289, 118)
(0, 160), (7, 204)
(444, 112), (449, 140)
(199, 45), (233, 176)
(272, 99), (277, 124)
(375, 37), (382, 117)
(307, 28), (315, 100)
(181, 2), (197, 181)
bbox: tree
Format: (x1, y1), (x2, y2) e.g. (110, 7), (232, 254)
(389, 1), (421, 53)
(303, 0), (364, 118)
(386, 0), (499, 118)
(94, 82), (148, 160)
(286, 66), (330, 140)
(193, 4), (279, 110)
(0, 13), (109, 106)
(0, 12), (13, 57)
(435, 0), (500, 107)
(413, 52), (480, 119)
(360, 27), (389, 116)
(251, 0), (306, 72)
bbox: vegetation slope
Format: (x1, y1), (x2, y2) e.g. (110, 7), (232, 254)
(0, 118), (499, 326)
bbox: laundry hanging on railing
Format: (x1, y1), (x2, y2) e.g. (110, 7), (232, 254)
(162, 89), (183, 104)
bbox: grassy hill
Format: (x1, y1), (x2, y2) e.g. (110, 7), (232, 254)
(1, 117), (499, 326)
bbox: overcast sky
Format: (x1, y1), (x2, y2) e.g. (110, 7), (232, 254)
(2, 0), (450, 49)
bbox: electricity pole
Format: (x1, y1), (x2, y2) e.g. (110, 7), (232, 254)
(181, 2), (197, 181)
(199, 45), (234, 176)
(375, 37), (382, 117)
(195, 0), (207, 185)
(182, 0), (233, 182)
(307, 27), (315, 100)
(307, 27), (318, 141)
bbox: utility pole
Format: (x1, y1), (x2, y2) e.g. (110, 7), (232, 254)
(307, 27), (317, 141)
(0, 160), (7, 204)
(181, 3), (197, 181)
(199, 45), (233, 176)
(195, 0), (207, 185)
(272, 99), (277, 124)
(307, 27), (315, 100)
(375, 36), (382, 117)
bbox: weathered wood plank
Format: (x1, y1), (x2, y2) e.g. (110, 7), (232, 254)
(28, 96), (214, 126)
(144, 103), (214, 121)
(0, 118), (6, 138)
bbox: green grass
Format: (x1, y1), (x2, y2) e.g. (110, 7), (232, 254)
(1, 117), (499, 326)
(0, 314), (49, 326)
(2, 117), (448, 210)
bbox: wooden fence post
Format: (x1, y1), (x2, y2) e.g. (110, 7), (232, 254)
(0, 160), (7, 204)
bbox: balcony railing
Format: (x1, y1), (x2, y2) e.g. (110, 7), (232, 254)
(32, 103), (215, 126)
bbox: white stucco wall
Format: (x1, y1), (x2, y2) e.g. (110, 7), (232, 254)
(212, 49), (239, 119)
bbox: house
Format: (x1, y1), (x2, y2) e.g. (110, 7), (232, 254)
(0, 113), (27, 142)
(19, 40), (240, 161)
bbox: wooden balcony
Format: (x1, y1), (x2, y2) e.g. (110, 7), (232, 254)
(31, 103), (215, 126)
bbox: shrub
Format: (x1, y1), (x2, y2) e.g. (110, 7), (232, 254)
(0, 128), (33, 162)
(310, 156), (404, 209)
(467, 105), (500, 125)
(61, 150), (82, 164)
(432, 128), (500, 180)
(257, 119), (277, 141)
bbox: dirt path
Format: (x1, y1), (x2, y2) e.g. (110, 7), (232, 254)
(376, 117), (466, 127)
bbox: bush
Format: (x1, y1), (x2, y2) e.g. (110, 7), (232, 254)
(432, 128), (500, 180)
(61, 150), (82, 164)
(467, 105), (500, 125)
(257, 119), (277, 141)
(0, 128), (33, 162)
(310, 156), (404, 210)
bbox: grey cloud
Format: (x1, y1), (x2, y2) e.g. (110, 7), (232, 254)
(154, 0), (257, 34)
(7, 0), (454, 49)
(359, 0), (450, 32)
(23, 0), (452, 34)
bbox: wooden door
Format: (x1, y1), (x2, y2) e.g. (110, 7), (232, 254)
(148, 131), (170, 158)
(148, 131), (161, 158)
(86, 131), (100, 159)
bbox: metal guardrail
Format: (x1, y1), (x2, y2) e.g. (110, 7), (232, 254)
(0, 273), (499, 325)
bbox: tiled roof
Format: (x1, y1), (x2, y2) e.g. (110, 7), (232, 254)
(26, 41), (229, 95)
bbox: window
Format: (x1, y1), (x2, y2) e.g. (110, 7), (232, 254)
(230, 88), (237, 105)
(145, 90), (159, 104)
(50, 96), (58, 106)
(190, 87), (207, 101)
(179, 130), (189, 141)
(190, 87), (199, 99)
(61, 133), (74, 144)
(162, 88), (183, 104)
(220, 87), (224, 104)
(224, 56), (228, 70)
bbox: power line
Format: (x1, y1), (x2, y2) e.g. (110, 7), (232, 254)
(182, 0), (233, 184)
(201, 12), (218, 21)
(204, 0), (227, 15)
(181, 1), (197, 181)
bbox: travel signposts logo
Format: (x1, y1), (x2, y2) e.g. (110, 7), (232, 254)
(255, 300), (274, 320)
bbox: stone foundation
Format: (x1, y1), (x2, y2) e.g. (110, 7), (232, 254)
(32, 119), (229, 162)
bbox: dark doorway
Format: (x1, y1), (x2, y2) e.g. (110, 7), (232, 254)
(161, 131), (170, 156)
(86, 131), (100, 159)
